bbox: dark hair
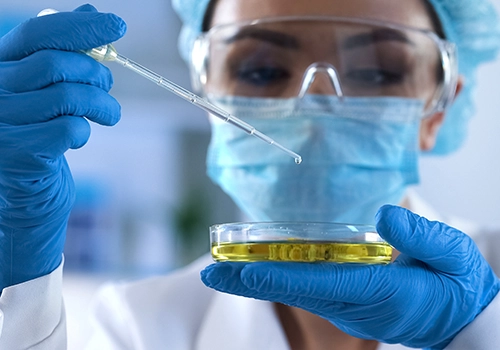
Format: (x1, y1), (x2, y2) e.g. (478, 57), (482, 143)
(202, 0), (219, 32)
(421, 0), (446, 38)
(202, 0), (446, 38)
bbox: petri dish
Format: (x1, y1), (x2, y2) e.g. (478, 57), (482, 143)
(210, 222), (393, 264)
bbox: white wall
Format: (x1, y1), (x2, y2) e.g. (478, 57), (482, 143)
(416, 0), (500, 226)
(417, 58), (500, 226)
(2, 0), (500, 246)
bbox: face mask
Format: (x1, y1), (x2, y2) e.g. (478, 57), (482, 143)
(206, 95), (423, 225)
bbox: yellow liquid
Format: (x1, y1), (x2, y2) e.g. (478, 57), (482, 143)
(212, 241), (393, 264)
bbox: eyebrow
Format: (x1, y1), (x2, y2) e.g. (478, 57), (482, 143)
(223, 26), (413, 51)
(342, 28), (414, 49)
(224, 27), (300, 49)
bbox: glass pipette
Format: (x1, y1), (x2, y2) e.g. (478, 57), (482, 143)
(88, 45), (302, 164)
(37, 9), (301, 164)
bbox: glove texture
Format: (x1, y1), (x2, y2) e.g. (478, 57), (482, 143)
(0, 4), (126, 290)
(201, 205), (500, 349)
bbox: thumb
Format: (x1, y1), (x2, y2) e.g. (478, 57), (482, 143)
(0, 8), (126, 62)
(375, 205), (477, 274)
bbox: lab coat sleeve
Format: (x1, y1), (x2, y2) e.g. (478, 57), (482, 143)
(0, 258), (66, 350)
(445, 291), (500, 349)
(85, 283), (136, 350)
(85, 254), (216, 350)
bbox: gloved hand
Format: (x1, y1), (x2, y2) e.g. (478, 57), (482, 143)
(201, 205), (500, 349)
(0, 5), (126, 291)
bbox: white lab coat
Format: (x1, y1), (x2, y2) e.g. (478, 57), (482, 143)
(2, 192), (500, 350)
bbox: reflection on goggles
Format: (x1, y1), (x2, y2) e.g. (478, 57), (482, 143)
(192, 16), (458, 116)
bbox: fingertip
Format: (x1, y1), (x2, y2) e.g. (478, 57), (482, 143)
(106, 13), (127, 39)
(104, 112), (121, 127)
(86, 13), (126, 44)
(200, 264), (216, 286)
(375, 205), (415, 242)
(374, 204), (395, 226)
(103, 99), (122, 127)
(117, 16), (127, 37)
(65, 116), (91, 150)
(57, 83), (121, 127)
(67, 8), (127, 40)
(201, 262), (247, 291)
(43, 116), (91, 152)
(375, 205), (395, 241)
(114, 101), (122, 125)
(79, 90), (121, 127)
(85, 13), (127, 44)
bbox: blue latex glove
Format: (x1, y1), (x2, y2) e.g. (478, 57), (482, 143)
(201, 205), (500, 349)
(0, 5), (126, 291)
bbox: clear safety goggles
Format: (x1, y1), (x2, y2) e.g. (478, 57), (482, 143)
(191, 16), (458, 117)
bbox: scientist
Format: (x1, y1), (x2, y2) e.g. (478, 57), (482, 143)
(1, 0), (500, 349)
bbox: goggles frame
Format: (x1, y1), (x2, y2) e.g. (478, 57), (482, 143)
(191, 16), (458, 118)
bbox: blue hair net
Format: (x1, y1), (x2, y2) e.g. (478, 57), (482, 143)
(172, 0), (500, 155)
(426, 0), (500, 154)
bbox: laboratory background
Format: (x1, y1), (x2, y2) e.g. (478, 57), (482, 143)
(1, 0), (500, 348)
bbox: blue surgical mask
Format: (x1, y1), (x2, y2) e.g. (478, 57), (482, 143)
(206, 95), (423, 225)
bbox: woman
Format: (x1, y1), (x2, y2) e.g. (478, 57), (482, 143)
(0, 0), (499, 349)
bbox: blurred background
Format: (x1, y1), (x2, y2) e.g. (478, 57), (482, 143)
(1, 0), (500, 348)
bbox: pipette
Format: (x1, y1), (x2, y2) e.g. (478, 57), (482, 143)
(37, 9), (302, 165)
(90, 45), (302, 164)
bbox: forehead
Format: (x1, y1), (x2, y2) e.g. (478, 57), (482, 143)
(210, 0), (435, 31)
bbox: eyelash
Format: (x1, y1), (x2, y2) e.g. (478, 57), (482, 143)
(235, 66), (290, 86)
(229, 63), (404, 89)
(344, 68), (404, 86)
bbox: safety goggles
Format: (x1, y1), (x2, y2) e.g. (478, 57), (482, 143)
(191, 16), (458, 117)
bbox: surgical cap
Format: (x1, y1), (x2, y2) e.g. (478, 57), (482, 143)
(172, 0), (500, 155)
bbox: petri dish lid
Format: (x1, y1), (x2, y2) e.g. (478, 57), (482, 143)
(210, 221), (385, 244)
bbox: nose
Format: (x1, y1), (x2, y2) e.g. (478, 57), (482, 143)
(297, 62), (344, 99)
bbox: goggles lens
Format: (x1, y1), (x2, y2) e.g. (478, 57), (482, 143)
(194, 17), (456, 115)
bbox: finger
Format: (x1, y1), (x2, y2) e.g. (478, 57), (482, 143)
(201, 263), (251, 296)
(375, 205), (478, 274)
(0, 50), (113, 93)
(0, 83), (121, 126)
(1, 117), (91, 162)
(201, 263), (299, 302)
(39, 116), (92, 152)
(0, 117), (90, 183)
(0, 9), (126, 62)
(239, 262), (391, 304)
(201, 263), (379, 316)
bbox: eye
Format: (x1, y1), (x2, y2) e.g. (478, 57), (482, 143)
(345, 69), (403, 86)
(235, 65), (290, 87)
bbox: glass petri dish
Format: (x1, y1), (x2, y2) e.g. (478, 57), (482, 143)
(210, 222), (393, 264)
